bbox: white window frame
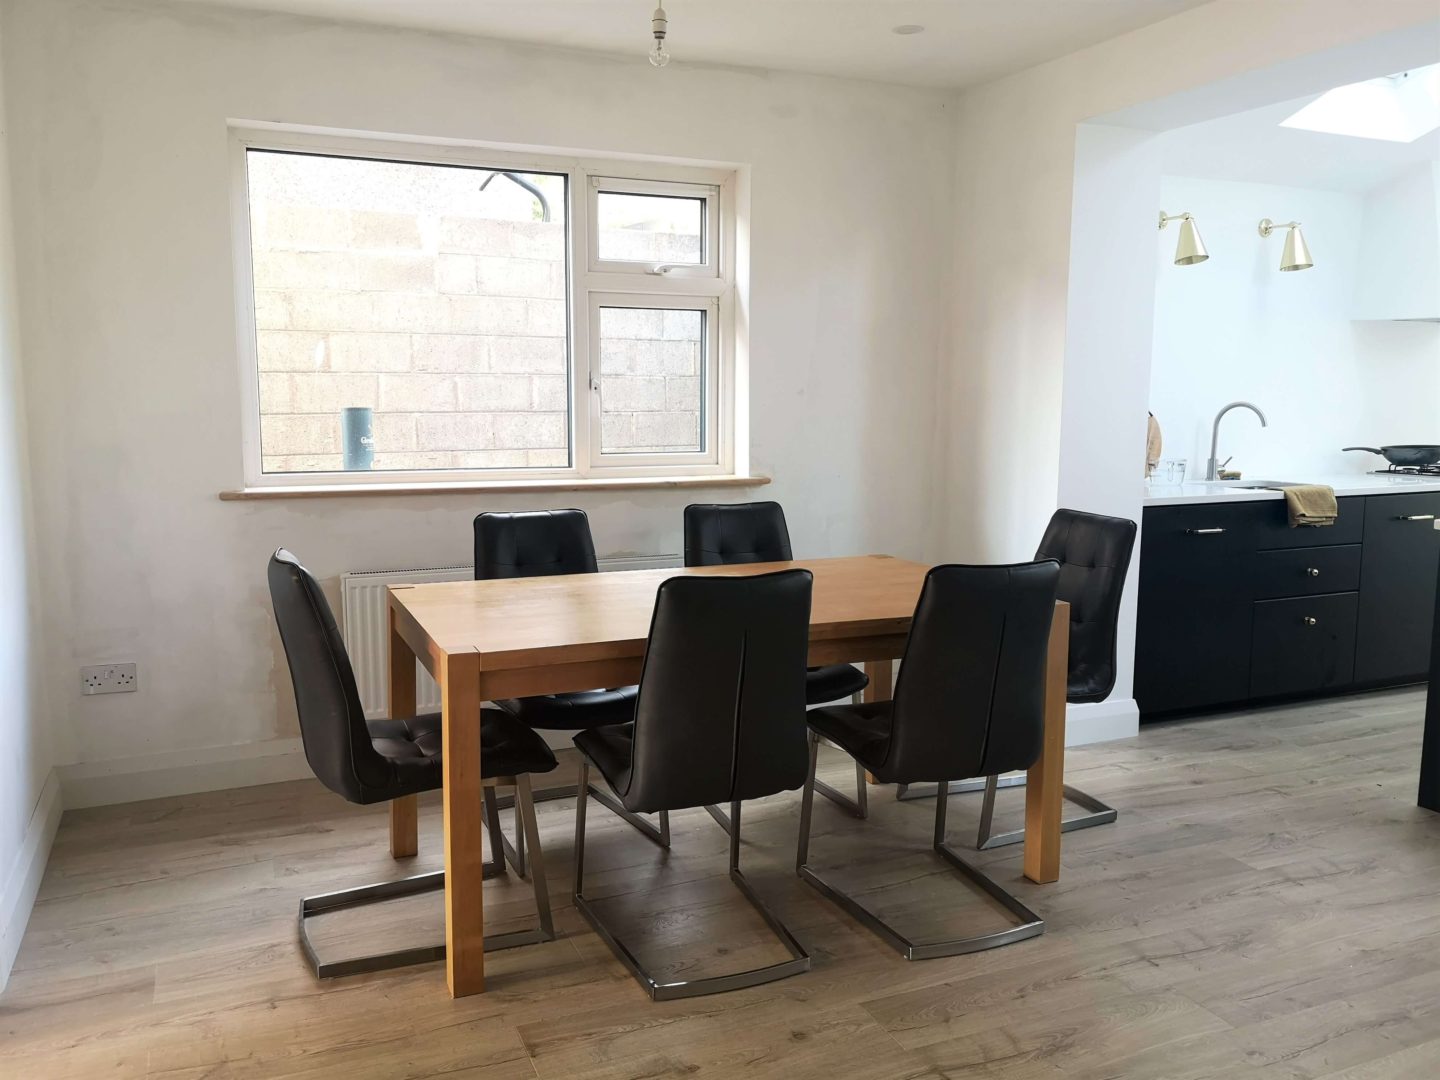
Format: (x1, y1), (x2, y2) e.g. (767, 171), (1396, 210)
(587, 176), (720, 279)
(588, 292), (721, 470)
(228, 124), (737, 488)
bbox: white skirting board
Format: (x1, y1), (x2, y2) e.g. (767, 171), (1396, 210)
(1065, 697), (1139, 746)
(1, 769), (63, 993)
(58, 738), (314, 811)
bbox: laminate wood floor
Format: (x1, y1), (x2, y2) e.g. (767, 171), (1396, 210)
(5, 688), (1439, 1079)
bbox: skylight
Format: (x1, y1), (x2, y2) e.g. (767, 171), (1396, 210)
(1280, 65), (1440, 143)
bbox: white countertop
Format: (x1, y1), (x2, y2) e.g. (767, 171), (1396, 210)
(1144, 473), (1440, 507)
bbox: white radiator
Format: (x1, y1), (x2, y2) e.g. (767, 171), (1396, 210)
(340, 555), (682, 720)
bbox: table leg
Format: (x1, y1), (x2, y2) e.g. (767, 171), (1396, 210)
(441, 650), (486, 996)
(862, 660), (894, 784)
(1024, 603), (1070, 884)
(388, 606), (419, 859)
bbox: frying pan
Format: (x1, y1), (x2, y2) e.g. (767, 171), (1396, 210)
(1342, 445), (1440, 467)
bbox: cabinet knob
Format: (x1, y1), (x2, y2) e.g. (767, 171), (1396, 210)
(1306, 567), (1320, 577)
(1185, 527), (1227, 535)
(1303, 616), (1318, 626)
(1398, 514), (1437, 522)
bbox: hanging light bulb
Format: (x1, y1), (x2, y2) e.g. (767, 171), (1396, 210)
(649, 5), (670, 68)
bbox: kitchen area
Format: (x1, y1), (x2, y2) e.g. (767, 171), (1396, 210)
(1136, 67), (1440, 726)
(1138, 468), (1439, 714)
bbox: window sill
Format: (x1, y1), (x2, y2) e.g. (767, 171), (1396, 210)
(218, 474), (770, 501)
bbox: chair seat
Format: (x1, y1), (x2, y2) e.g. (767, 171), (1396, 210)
(805, 664), (869, 705)
(479, 709), (561, 778)
(1067, 675), (1105, 705)
(806, 701), (894, 778)
(496, 686), (638, 730)
(572, 722), (634, 800)
(366, 709), (557, 797)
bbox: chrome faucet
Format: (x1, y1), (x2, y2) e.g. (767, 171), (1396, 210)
(1207, 401), (1268, 480)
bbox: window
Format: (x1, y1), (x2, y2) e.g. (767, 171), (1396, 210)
(1280, 64), (1440, 144)
(590, 178), (717, 273)
(232, 130), (735, 486)
(592, 296), (715, 460)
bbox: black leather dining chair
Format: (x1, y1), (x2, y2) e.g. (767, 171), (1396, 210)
(684, 501), (872, 820)
(571, 570), (814, 1000)
(798, 560), (1060, 959)
(896, 509), (1138, 849)
(267, 549), (558, 978)
(474, 509), (665, 847)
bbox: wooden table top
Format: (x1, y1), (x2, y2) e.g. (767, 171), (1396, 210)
(388, 554), (932, 668)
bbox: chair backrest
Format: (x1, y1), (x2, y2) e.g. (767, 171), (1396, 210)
(683, 501), (794, 566)
(474, 509), (599, 579)
(266, 549), (389, 804)
(882, 561), (1060, 783)
(1035, 508), (1137, 704)
(620, 570), (813, 813)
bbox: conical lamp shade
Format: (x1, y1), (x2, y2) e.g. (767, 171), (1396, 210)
(1280, 225), (1313, 271)
(1174, 216), (1209, 265)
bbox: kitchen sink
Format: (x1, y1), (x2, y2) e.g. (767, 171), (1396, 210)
(1190, 479), (1304, 490)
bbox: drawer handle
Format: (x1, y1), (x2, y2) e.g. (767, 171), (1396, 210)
(1303, 616), (1318, 627)
(1306, 567), (1320, 577)
(1185, 527), (1227, 535)
(1398, 514), (1437, 522)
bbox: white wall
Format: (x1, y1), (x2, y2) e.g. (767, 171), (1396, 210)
(1354, 319), (1440, 445)
(1, 0), (954, 792)
(1146, 173), (1438, 480)
(0, 1), (56, 990)
(1054, 124), (1165, 739)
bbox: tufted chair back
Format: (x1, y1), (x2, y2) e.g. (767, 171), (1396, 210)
(474, 509), (599, 579)
(1034, 509), (1138, 704)
(621, 570), (813, 812)
(267, 549), (392, 804)
(683, 502), (794, 566)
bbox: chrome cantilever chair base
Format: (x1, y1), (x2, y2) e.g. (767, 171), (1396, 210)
(797, 737), (1044, 960)
(572, 761), (810, 1001)
(299, 774), (555, 979)
(488, 781), (671, 850)
(489, 784), (580, 815)
(705, 752), (868, 833)
(895, 773), (1117, 850)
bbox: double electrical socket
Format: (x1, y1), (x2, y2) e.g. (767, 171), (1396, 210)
(80, 663), (138, 695)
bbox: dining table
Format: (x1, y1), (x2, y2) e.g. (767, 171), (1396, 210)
(385, 553), (1071, 998)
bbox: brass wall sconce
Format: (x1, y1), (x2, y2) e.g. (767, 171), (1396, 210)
(1158, 211), (1209, 266)
(1258, 218), (1314, 271)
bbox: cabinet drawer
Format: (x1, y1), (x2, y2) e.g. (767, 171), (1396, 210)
(1253, 495), (1364, 549)
(1250, 593), (1358, 698)
(1254, 545), (1362, 599)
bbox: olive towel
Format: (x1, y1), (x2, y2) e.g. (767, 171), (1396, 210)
(1281, 484), (1337, 528)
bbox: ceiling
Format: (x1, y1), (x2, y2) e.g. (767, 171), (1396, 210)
(170, 0), (1209, 89)
(1161, 91), (1440, 194)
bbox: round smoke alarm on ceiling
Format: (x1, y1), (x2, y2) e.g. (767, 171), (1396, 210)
(892, 25), (925, 36)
